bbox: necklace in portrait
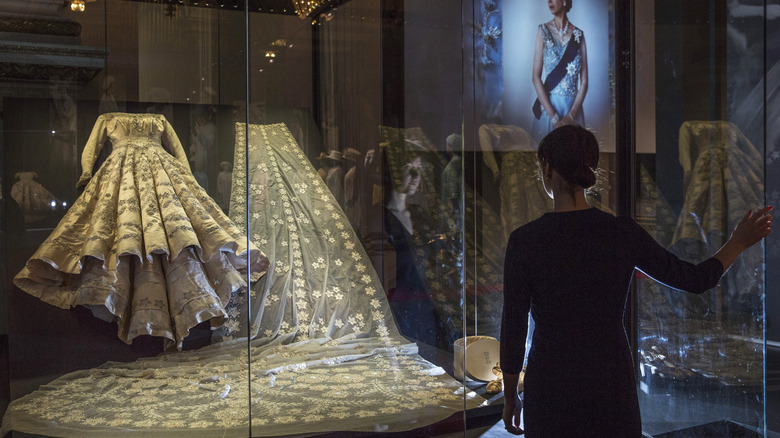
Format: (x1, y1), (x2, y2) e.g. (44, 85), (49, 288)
(553, 20), (569, 38)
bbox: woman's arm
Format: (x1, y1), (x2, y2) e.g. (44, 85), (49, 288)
(532, 25), (559, 122)
(500, 231), (530, 435)
(632, 207), (772, 293)
(563, 33), (588, 124)
(500, 233), (532, 375)
(502, 371), (524, 435)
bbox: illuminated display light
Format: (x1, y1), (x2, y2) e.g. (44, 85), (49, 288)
(292, 0), (332, 19)
(70, 0), (85, 11)
(67, 0), (96, 12)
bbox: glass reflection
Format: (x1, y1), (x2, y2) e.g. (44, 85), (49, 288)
(382, 126), (504, 351)
(635, 2), (767, 435)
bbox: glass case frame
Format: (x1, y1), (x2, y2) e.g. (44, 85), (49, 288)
(0, 0), (777, 437)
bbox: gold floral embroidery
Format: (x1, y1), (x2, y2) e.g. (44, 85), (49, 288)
(13, 113), (269, 350)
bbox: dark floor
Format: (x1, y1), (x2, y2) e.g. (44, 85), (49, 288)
(460, 345), (780, 438)
(767, 344), (780, 437)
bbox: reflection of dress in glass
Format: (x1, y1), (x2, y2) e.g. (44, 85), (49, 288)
(638, 121), (765, 386)
(14, 113), (268, 350)
(478, 124), (551, 240)
(10, 171), (59, 223)
(532, 24), (585, 141)
(384, 203), (439, 347)
(216, 161), (233, 212)
(381, 127), (505, 345)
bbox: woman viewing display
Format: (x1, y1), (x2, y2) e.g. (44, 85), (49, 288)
(500, 125), (772, 436)
(532, 0), (588, 140)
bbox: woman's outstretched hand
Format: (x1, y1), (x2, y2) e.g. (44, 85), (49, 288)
(714, 206), (772, 271)
(732, 206), (773, 248)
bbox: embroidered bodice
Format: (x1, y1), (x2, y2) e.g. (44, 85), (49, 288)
(77, 112), (190, 187)
(540, 23), (583, 99)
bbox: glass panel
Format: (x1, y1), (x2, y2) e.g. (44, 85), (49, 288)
(232, 1), (481, 436)
(766, 2), (780, 434)
(241, 0), (474, 436)
(0, 1), (253, 436)
(635, 1), (766, 435)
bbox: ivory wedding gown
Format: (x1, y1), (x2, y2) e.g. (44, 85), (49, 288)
(13, 112), (269, 350)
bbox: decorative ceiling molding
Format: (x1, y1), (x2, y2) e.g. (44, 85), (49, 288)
(0, 17), (81, 36)
(0, 25), (105, 84)
(0, 62), (102, 83)
(0, 0), (64, 18)
(0, 42), (104, 59)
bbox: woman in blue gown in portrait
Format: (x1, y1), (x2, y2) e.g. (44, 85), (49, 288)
(532, 0), (588, 141)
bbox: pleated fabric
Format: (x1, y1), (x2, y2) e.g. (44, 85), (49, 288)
(14, 113), (268, 349)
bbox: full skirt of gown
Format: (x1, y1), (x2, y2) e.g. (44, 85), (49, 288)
(14, 117), (268, 350)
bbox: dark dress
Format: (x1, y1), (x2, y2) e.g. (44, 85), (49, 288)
(384, 205), (438, 347)
(500, 208), (723, 437)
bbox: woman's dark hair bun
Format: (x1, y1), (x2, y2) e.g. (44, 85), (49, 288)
(572, 166), (596, 188)
(537, 124), (599, 189)
(565, 0), (573, 13)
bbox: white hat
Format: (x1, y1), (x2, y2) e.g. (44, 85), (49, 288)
(326, 150), (343, 162)
(343, 148), (362, 161)
(453, 336), (501, 382)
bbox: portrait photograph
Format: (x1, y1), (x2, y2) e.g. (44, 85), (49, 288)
(501, 0), (614, 151)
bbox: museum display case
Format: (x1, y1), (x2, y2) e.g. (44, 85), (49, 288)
(0, 0), (777, 437)
(633, 1), (778, 436)
(0, 1), (496, 436)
